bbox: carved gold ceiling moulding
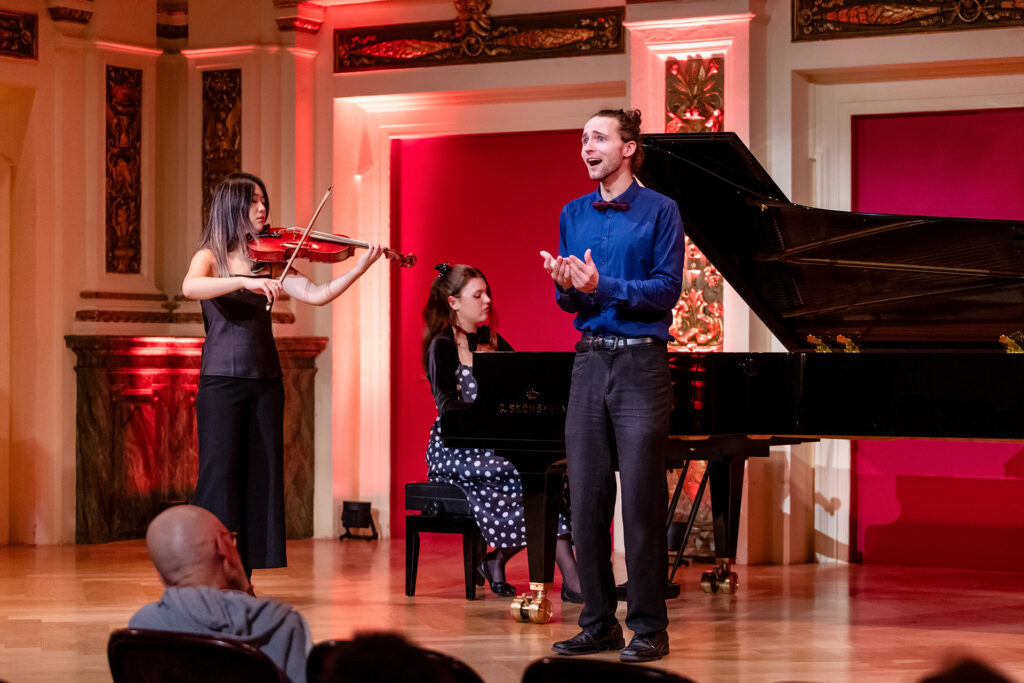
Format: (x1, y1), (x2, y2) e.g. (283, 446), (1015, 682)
(274, 0), (324, 34)
(157, 1), (187, 40)
(794, 0), (1024, 41)
(334, 1), (624, 73)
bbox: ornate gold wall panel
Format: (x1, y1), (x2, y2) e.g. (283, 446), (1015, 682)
(47, 6), (92, 25)
(0, 9), (37, 60)
(794, 0), (1024, 40)
(202, 69), (242, 228)
(670, 241), (725, 352)
(666, 55), (724, 134)
(664, 55), (726, 355)
(105, 66), (142, 274)
(334, 5), (623, 72)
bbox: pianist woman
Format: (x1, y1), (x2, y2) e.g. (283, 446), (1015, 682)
(422, 262), (582, 602)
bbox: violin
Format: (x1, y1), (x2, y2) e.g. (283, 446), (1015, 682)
(251, 187), (415, 311)
(249, 227), (417, 269)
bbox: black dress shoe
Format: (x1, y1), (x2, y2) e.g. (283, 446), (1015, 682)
(560, 586), (584, 604)
(477, 557), (516, 597)
(551, 620), (625, 656)
(620, 630), (669, 662)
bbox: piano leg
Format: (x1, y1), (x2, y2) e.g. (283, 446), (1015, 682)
(509, 460), (564, 623)
(702, 447), (762, 594)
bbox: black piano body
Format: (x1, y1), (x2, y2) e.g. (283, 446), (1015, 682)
(442, 132), (1024, 598)
(441, 352), (574, 593)
(441, 351), (794, 596)
(642, 132), (1024, 442)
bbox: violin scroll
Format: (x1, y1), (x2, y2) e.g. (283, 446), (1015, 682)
(387, 250), (417, 268)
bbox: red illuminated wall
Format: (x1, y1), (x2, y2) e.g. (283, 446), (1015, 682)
(389, 130), (594, 533)
(851, 108), (1024, 568)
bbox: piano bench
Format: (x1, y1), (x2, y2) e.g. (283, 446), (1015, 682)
(404, 482), (487, 601)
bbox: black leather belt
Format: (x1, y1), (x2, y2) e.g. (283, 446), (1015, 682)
(576, 335), (663, 351)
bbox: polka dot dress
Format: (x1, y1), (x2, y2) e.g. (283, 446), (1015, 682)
(426, 363), (571, 549)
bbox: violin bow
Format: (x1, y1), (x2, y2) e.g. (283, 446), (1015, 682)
(265, 186), (333, 311)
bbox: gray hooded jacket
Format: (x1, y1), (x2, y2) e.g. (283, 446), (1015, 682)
(129, 585), (311, 683)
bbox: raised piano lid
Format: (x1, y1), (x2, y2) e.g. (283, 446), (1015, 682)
(638, 132), (1024, 353)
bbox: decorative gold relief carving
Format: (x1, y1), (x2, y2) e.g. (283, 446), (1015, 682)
(273, 0), (322, 34)
(46, 7), (92, 24)
(276, 17), (322, 33)
(794, 0), (1023, 40)
(669, 240), (724, 352)
(836, 334), (861, 353)
(105, 65), (142, 274)
(334, 4), (623, 72)
(0, 9), (38, 61)
(999, 334), (1024, 353)
(663, 56), (725, 352)
(201, 69), (242, 229)
(806, 335), (832, 353)
(666, 55), (724, 134)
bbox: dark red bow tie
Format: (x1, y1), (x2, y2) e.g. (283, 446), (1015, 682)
(592, 200), (629, 211)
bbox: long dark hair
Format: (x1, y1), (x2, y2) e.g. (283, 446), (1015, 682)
(592, 108), (644, 171)
(421, 263), (499, 370)
(198, 172), (270, 277)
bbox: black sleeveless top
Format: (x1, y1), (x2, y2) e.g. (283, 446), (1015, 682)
(200, 275), (282, 379)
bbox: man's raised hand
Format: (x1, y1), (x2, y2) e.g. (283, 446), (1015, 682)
(539, 250), (573, 290)
(567, 248), (599, 293)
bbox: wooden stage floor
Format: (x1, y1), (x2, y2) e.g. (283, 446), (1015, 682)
(2, 536), (1024, 682)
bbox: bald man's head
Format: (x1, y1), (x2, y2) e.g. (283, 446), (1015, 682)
(145, 505), (249, 592)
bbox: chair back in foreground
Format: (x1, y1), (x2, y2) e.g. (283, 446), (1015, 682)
(522, 656), (696, 683)
(308, 637), (484, 683)
(108, 628), (289, 683)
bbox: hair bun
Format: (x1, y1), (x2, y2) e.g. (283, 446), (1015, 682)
(433, 262), (451, 278)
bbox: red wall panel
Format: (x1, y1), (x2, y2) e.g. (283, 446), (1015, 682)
(851, 108), (1024, 567)
(389, 130), (594, 534)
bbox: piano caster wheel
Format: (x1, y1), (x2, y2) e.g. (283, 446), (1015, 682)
(526, 597), (553, 624)
(700, 563), (739, 594)
(509, 586), (553, 624)
(510, 595), (529, 622)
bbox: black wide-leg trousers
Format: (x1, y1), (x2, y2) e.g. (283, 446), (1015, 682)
(565, 343), (671, 635)
(193, 374), (287, 571)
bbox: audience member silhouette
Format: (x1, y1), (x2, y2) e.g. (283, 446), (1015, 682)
(918, 656), (1015, 683)
(129, 505), (312, 683)
(309, 632), (481, 683)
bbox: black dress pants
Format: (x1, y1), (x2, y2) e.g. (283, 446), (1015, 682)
(565, 343), (670, 635)
(193, 374), (287, 571)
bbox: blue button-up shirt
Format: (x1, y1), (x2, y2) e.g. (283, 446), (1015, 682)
(556, 180), (685, 340)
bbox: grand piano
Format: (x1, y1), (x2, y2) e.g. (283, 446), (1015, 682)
(442, 132), (1024, 623)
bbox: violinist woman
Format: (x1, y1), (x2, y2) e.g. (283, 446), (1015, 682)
(423, 263), (582, 601)
(182, 172), (383, 575)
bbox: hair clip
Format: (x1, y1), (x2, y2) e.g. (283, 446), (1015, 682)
(434, 262), (451, 278)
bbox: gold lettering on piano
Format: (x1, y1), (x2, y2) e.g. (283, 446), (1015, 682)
(497, 403), (568, 416)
